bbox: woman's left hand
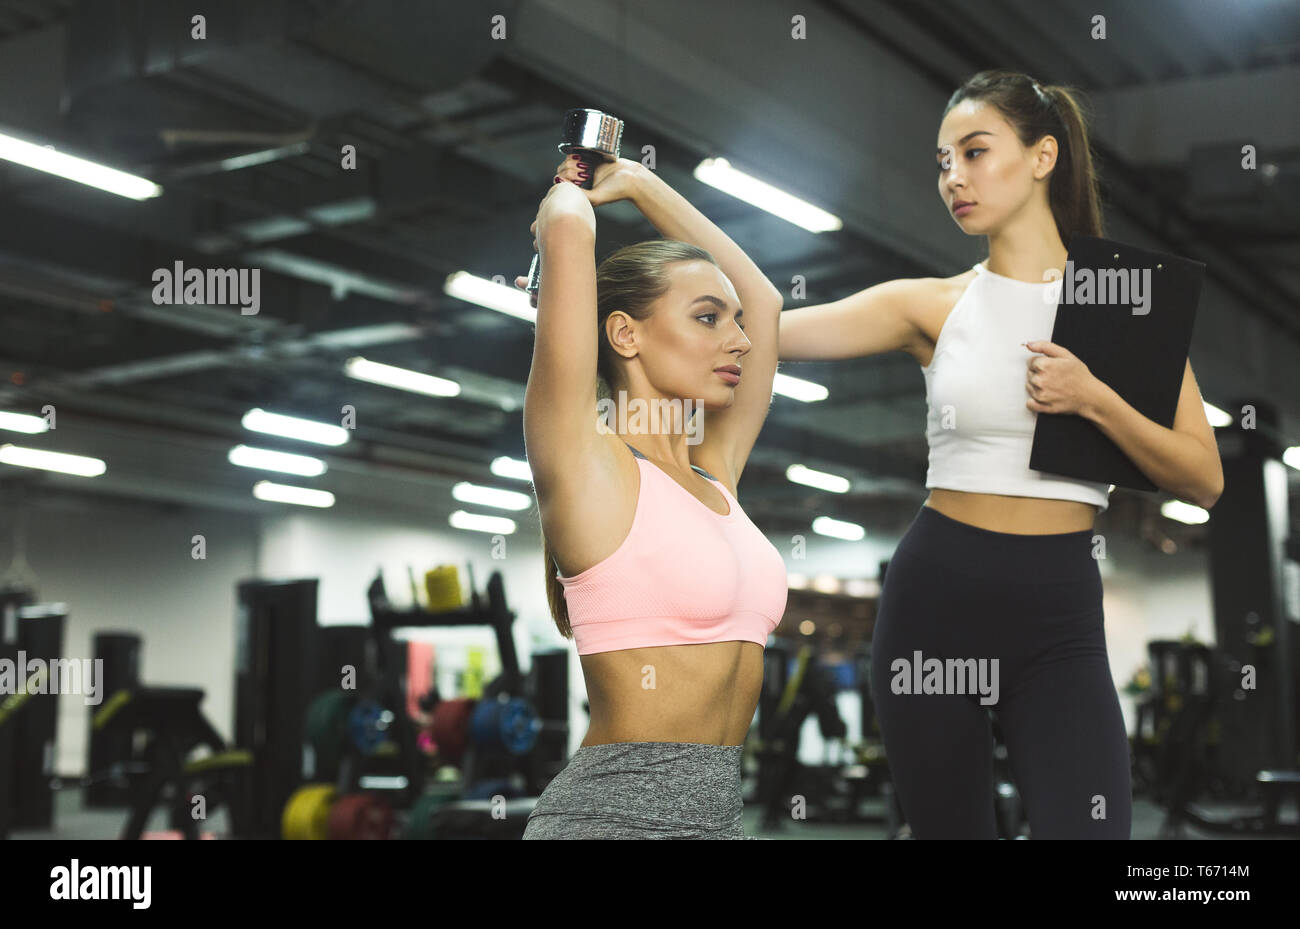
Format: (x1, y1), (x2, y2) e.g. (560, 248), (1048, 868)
(553, 155), (648, 207)
(1024, 340), (1102, 416)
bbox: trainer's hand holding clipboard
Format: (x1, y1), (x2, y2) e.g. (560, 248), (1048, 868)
(1028, 235), (1206, 492)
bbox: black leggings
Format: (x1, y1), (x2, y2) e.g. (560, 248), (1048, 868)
(870, 504), (1132, 839)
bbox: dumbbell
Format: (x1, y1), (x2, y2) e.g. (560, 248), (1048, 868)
(525, 107), (624, 308)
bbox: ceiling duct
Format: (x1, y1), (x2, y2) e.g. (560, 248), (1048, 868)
(62, 0), (515, 163)
(1186, 142), (1300, 239)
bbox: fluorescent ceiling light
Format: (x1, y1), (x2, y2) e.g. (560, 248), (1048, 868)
(228, 445), (326, 477)
(812, 515), (865, 541)
(218, 143), (311, 172)
(694, 157), (841, 233)
(0, 411), (49, 434)
(787, 463), (851, 493)
(491, 456), (533, 482)
(344, 356), (460, 397)
(304, 198), (376, 226)
(773, 372), (828, 402)
(1284, 446), (1300, 471)
(242, 408), (349, 446)
(1203, 402), (1231, 428)
(451, 482), (532, 511)
(0, 130), (161, 200)
(253, 481), (335, 508)
(844, 578), (878, 598)
(1161, 500), (1209, 525)
(449, 510), (517, 534)
(231, 215), (312, 243)
(444, 271), (535, 323)
(811, 574), (841, 594)
(0, 444), (105, 477)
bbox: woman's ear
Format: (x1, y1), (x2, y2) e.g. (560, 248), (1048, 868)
(605, 311), (638, 361)
(1032, 135), (1059, 180)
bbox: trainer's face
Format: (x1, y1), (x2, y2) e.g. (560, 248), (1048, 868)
(936, 100), (1049, 236)
(617, 261), (750, 410)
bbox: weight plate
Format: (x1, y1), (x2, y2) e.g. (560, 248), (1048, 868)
(347, 700), (392, 756)
(430, 698), (475, 763)
(404, 790), (457, 840)
(469, 696), (539, 755)
(327, 793), (394, 840)
(499, 698), (540, 755)
(306, 691), (355, 754)
(282, 783), (336, 840)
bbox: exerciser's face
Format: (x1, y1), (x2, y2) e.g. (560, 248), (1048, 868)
(935, 99), (1057, 236)
(606, 260), (750, 410)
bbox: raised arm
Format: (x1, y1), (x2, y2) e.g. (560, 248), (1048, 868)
(521, 183), (614, 502)
(625, 164), (783, 488)
(778, 277), (933, 361)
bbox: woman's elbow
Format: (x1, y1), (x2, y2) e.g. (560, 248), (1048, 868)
(756, 284), (783, 316)
(1195, 467), (1225, 511)
(1201, 475), (1225, 511)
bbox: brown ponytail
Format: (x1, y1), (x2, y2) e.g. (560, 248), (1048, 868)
(539, 238), (717, 639)
(542, 529), (573, 639)
(943, 70), (1103, 246)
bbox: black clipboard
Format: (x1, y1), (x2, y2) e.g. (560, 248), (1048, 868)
(1028, 235), (1205, 492)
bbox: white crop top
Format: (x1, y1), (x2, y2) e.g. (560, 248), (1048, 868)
(921, 260), (1114, 512)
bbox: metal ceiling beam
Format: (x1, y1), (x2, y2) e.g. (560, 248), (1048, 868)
(1088, 63), (1300, 163)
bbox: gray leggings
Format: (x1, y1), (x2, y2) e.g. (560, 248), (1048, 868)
(522, 741), (753, 839)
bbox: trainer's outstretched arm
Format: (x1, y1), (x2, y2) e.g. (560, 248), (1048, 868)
(778, 277), (931, 362)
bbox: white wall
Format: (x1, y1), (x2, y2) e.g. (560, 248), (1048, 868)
(0, 495), (258, 776)
(1097, 532), (1215, 732)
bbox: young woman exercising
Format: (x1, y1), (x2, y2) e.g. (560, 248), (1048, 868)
(519, 153), (786, 838)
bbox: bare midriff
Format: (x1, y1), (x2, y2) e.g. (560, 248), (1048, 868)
(578, 640), (764, 747)
(924, 488), (1098, 534)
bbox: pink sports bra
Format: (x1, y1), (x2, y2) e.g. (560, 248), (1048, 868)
(555, 442), (789, 656)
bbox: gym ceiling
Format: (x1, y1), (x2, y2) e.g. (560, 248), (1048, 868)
(0, 0), (1296, 541)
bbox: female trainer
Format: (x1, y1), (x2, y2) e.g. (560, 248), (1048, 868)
(519, 152), (786, 838)
(778, 70), (1223, 839)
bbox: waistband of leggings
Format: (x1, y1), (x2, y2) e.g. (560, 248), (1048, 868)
(543, 741), (744, 825)
(902, 504), (1100, 584)
(572, 740), (743, 758)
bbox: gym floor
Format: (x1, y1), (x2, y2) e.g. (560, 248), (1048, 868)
(10, 789), (1273, 840)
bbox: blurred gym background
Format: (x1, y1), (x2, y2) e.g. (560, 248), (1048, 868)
(0, 0), (1298, 839)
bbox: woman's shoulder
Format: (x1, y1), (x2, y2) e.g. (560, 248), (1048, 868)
(909, 267), (980, 314)
(937, 265), (979, 292)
